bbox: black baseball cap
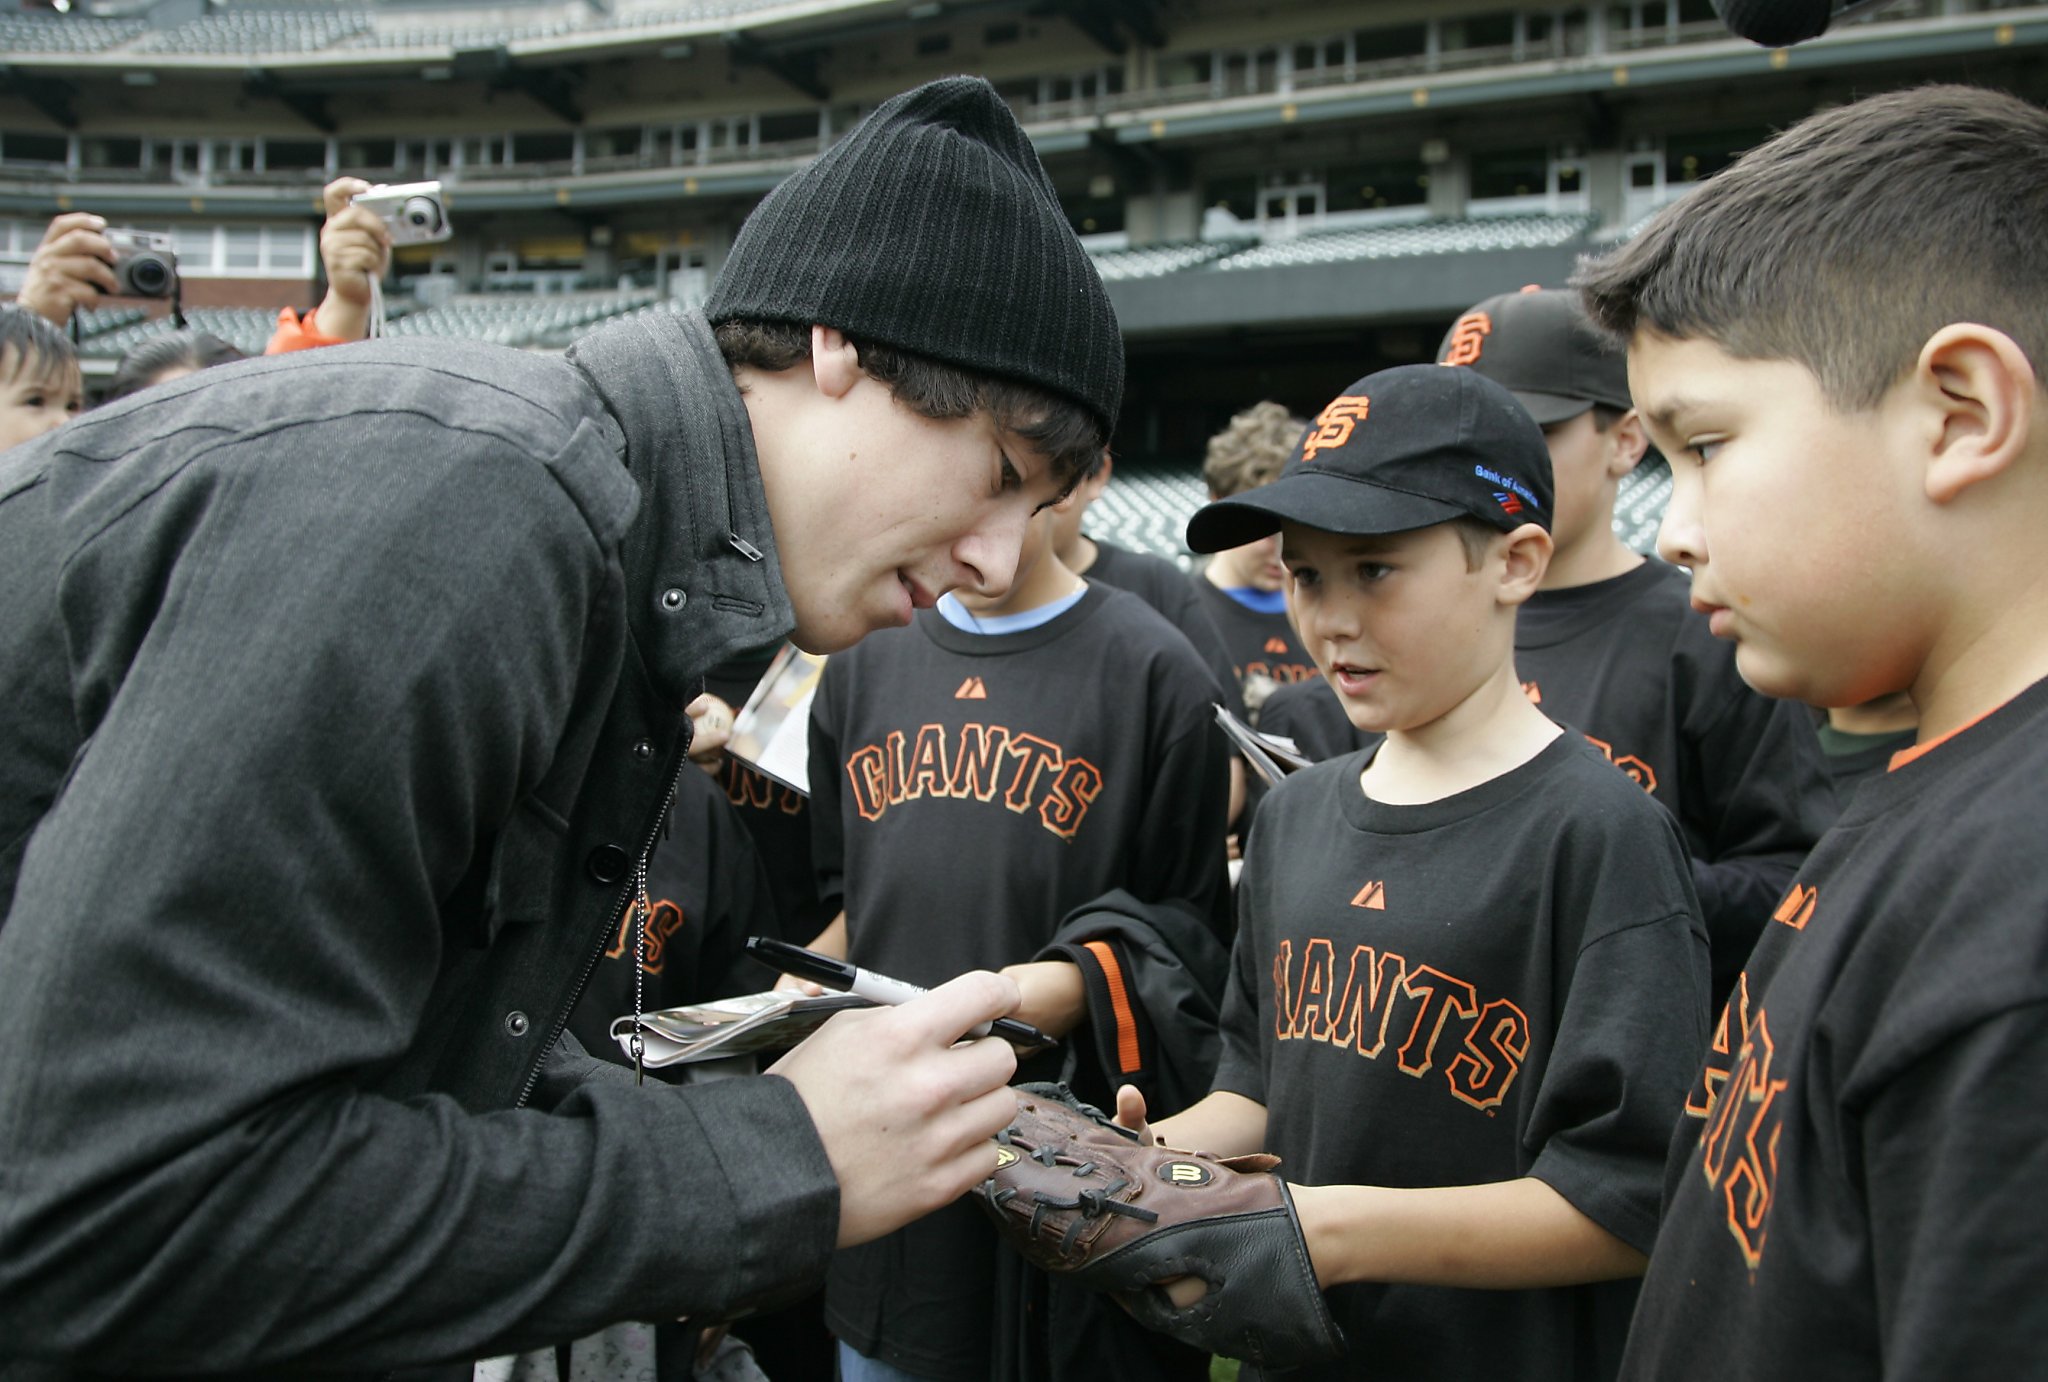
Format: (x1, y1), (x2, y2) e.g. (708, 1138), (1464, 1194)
(1185, 364), (1553, 554)
(1434, 286), (1631, 425)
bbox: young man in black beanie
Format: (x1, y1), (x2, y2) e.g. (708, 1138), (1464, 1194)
(0, 78), (1120, 1380)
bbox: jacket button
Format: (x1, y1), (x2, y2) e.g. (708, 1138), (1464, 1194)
(586, 844), (630, 884)
(504, 1011), (530, 1038)
(660, 588), (687, 612)
(631, 738), (654, 761)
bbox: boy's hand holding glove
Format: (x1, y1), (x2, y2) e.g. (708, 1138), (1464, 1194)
(972, 1082), (1346, 1370)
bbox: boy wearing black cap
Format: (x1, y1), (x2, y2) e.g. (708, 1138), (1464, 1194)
(1576, 85), (2048, 1379)
(1125, 364), (1709, 1382)
(1439, 286), (1834, 1005)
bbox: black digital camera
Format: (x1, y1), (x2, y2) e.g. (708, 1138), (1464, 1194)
(105, 228), (179, 299)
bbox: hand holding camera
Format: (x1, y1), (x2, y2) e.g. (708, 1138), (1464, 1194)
(15, 212), (123, 324)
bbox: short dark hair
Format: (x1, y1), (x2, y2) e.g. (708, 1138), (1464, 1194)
(1574, 85), (2048, 411)
(1448, 516), (1499, 572)
(0, 306), (78, 384)
(103, 331), (245, 404)
(714, 319), (1106, 491)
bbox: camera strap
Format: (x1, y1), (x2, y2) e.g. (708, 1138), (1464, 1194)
(367, 275), (386, 339)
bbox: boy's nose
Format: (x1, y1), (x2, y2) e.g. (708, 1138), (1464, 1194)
(1656, 476), (1707, 570)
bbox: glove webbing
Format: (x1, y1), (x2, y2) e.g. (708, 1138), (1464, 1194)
(988, 1136), (1162, 1255)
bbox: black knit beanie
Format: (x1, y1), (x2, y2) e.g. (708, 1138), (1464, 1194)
(704, 76), (1124, 436)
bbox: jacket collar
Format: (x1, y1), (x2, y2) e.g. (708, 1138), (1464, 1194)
(567, 308), (794, 708)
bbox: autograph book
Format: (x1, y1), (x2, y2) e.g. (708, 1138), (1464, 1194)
(611, 990), (872, 1067)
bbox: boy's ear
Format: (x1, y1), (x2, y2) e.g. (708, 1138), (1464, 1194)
(1495, 522), (1554, 606)
(1605, 409), (1650, 479)
(1913, 324), (2038, 505)
(810, 325), (864, 400)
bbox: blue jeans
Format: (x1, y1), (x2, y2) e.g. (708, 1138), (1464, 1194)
(836, 1341), (941, 1382)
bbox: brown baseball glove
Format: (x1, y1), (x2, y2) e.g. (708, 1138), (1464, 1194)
(972, 1082), (1346, 1370)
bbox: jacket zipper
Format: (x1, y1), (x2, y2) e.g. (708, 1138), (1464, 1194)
(513, 733), (690, 1110)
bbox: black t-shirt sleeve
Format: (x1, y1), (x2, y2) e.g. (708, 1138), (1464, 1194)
(1526, 911), (1712, 1255)
(1128, 713), (1234, 938)
(1865, 1001), (2048, 1377)
(1212, 857), (1274, 1107)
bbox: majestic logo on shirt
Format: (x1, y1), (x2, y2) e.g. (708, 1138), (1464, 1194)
(1772, 884), (1817, 930)
(1440, 310), (1492, 367)
(843, 723), (1104, 840)
(604, 895), (686, 975)
(1272, 937), (1530, 1113)
(1302, 396), (1371, 461)
(1263, 637), (1291, 656)
(955, 676), (989, 700)
(1350, 880), (1387, 911)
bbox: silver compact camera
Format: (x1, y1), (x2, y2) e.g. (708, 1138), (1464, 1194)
(104, 228), (179, 299)
(352, 181), (452, 246)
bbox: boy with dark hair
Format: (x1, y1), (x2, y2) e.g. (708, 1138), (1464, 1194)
(1124, 363), (1708, 1382)
(1574, 83), (2048, 1378)
(0, 78), (1117, 1378)
(806, 489), (1233, 1382)
(1438, 285), (1834, 1003)
(1192, 400), (1320, 718)
(0, 306), (82, 451)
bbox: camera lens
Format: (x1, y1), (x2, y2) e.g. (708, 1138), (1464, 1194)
(400, 197), (441, 232)
(129, 255), (171, 296)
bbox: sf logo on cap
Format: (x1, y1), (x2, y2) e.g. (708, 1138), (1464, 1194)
(1302, 395), (1370, 461)
(1441, 310), (1492, 366)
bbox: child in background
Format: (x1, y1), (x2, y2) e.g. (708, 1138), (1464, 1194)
(0, 308), (82, 452)
(1190, 401), (1320, 720)
(1438, 286), (1833, 1006)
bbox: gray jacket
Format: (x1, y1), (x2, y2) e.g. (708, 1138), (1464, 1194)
(0, 310), (839, 1377)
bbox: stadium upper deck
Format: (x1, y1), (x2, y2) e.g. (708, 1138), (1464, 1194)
(4, 0), (2044, 468)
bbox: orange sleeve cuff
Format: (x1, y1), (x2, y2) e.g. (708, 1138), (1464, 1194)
(265, 305), (349, 355)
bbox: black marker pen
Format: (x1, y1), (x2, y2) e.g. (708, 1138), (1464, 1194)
(746, 936), (1056, 1053)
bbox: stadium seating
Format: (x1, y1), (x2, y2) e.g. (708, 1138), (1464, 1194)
(1212, 213), (1600, 272)
(130, 9), (375, 55)
(0, 13), (144, 52)
(1088, 240), (1252, 284)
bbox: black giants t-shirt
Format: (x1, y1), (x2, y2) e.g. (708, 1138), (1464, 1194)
(811, 583), (1233, 1380)
(1189, 575), (1318, 720)
(1516, 561), (1835, 1001)
(1216, 734), (1710, 1382)
(1621, 678), (2048, 1380)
